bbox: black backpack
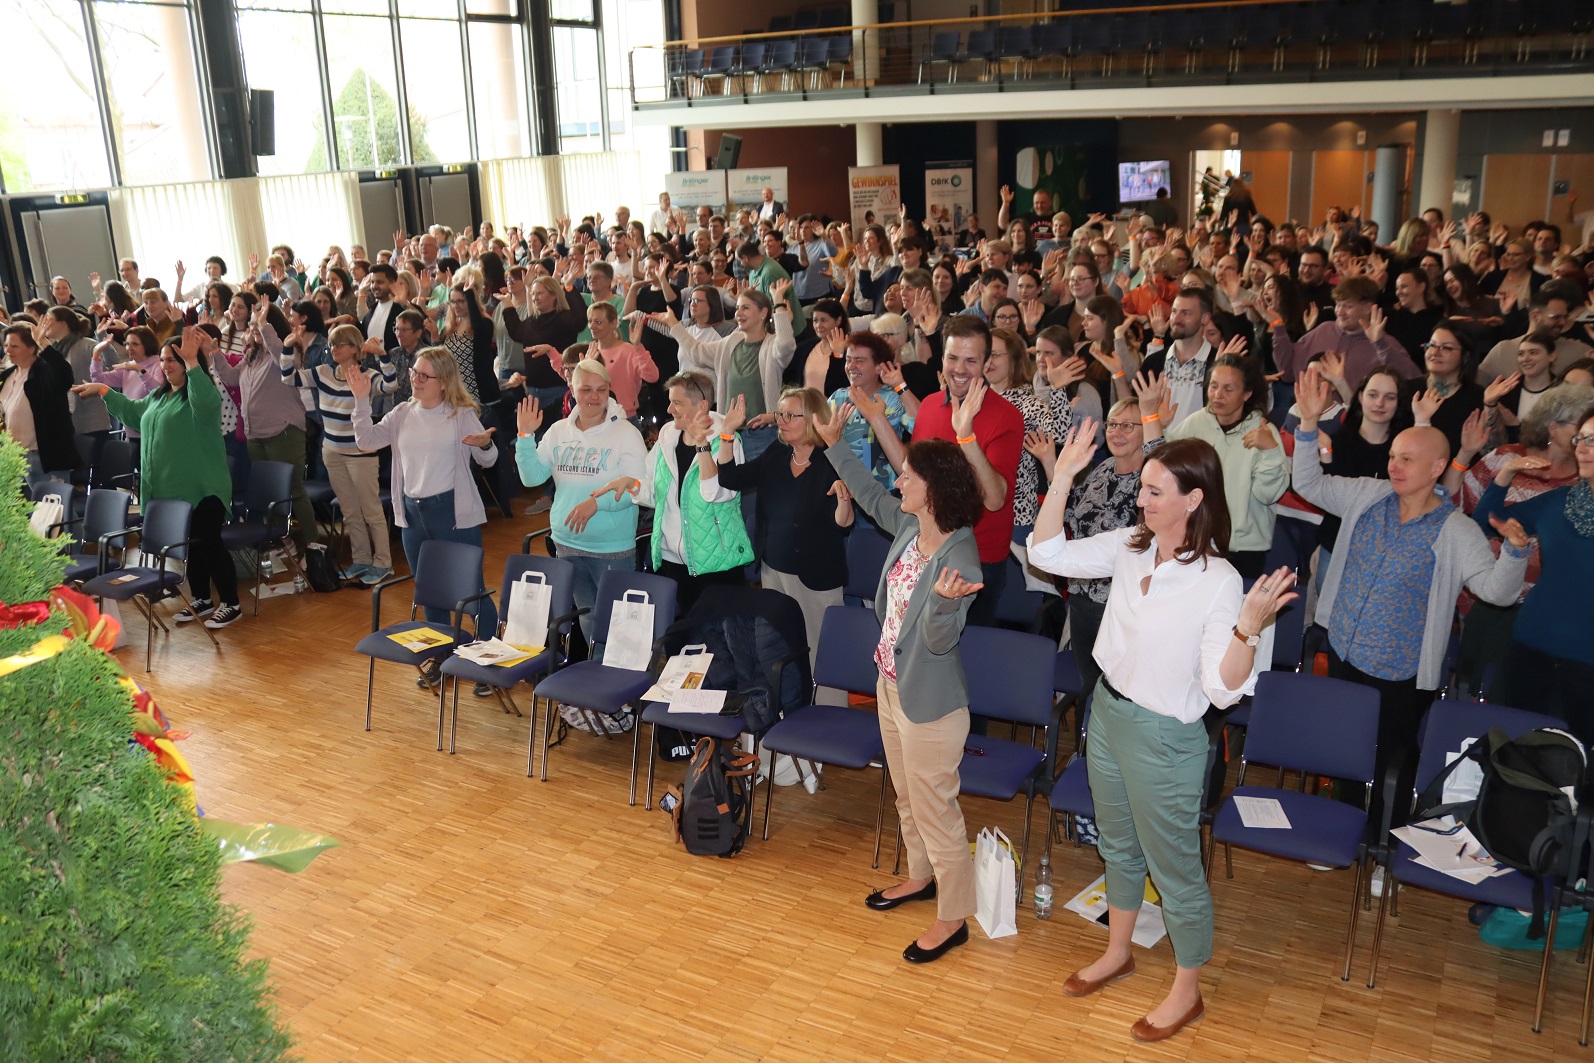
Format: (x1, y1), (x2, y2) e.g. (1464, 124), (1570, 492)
(669, 737), (758, 858)
(302, 543), (342, 593)
(1416, 726), (1588, 937)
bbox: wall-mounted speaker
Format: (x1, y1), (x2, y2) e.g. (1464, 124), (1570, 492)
(714, 134), (742, 170)
(250, 89), (275, 156)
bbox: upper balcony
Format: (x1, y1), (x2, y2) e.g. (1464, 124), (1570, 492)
(625, 0), (1594, 128)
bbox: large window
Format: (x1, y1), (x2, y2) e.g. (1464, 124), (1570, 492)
(322, 14), (405, 169)
(0, 0), (112, 192)
(469, 20), (530, 160)
(400, 17), (471, 163)
(552, 25), (603, 154)
(237, 8), (327, 175)
(95, 0), (212, 185)
(600, 0), (669, 171)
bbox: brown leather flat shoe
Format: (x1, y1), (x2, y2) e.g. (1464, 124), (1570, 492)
(1061, 955), (1136, 997)
(1130, 996), (1204, 1042)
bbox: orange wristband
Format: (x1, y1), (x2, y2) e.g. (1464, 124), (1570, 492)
(719, 432), (734, 442)
(1450, 459), (1469, 473)
(956, 433), (976, 446)
(1112, 370), (1125, 379)
(1141, 413), (1161, 424)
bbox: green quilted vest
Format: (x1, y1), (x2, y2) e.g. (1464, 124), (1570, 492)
(649, 441), (754, 576)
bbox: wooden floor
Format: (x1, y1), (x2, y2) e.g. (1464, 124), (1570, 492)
(120, 513), (1588, 1062)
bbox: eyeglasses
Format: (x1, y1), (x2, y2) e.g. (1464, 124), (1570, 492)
(409, 369), (438, 381)
(1573, 434), (1594, 448)
(773, 411), (805, 422)
(1424, 342), (1462, 354)
(1105, 420), (1141, 432)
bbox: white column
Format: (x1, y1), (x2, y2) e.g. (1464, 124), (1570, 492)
(851, 0), (878, 85)
(1418, 108), (1460, 218)
(855, 122), (882, 168)
(976, 120), (999, 232)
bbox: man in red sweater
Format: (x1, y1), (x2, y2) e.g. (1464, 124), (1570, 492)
(850, 315), (1023, 626)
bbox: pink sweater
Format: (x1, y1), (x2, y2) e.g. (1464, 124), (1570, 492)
(593, 341), (659, 417)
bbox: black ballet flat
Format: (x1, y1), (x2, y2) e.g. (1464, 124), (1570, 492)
(903, 922), (968, 964)
(865, 880), (937, 911)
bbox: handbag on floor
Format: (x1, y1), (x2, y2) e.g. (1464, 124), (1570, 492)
(974, 827), (1019, 939)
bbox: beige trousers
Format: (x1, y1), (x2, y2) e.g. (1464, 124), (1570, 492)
(323, 448), (391, 570)
(876, 676), (976, 922)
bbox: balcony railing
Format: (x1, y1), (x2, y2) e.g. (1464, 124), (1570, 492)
(625, 0), (1592, 107)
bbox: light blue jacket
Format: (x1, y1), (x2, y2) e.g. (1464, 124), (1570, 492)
(515, 403), (647, 556)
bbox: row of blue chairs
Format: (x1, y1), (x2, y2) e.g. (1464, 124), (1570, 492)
(672, 36), (854, 96)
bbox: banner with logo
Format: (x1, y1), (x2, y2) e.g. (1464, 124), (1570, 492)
(664, 170), (729, 211)
(848, 165), (902, 232)
(924, 162), (973, 253)
(726, 167), (789, 211)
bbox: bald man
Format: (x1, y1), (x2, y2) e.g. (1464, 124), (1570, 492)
(1291, 372), (1529, 825)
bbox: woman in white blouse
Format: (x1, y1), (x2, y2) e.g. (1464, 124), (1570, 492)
(1028, 424), (1297, 1043)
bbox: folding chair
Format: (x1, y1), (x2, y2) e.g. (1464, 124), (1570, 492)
(219, 460), (305, 615)
(530, 569), (676, 800)
(439, 553), (581, 758)
(354, 540), (494, 736)
(82, 498), (219, 672)
(59, 488), (132, 586)
(1209, 671), (1381, 981)
(759, 606), (887, 853)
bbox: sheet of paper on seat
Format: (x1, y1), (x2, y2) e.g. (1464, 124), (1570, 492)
(1234, 796), (1291, 829)
(389, 627), (453, 652)
(1442, 739), (1485, 804)
(668, 688), (726, 713)
(1392, 819), (1511, 881)
(455, 637), (538, 667)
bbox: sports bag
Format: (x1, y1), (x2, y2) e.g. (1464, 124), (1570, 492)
(1416, 726), (1587, 937)
(669, 737), (758, 858)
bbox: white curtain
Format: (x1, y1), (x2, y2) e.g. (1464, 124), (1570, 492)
(480, 150), (648, 230)
(108, 172), (362, 292)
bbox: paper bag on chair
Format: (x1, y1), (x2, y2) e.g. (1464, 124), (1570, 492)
(501, 571), (553, 650)
(974, 826), (1018, 939)
(601, 590), (655, 671)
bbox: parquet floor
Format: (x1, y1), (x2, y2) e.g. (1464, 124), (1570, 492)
(120, 513), (1587, 1062)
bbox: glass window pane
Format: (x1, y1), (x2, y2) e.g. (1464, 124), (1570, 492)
(466, 0), (518, 14)
(553, 26), (602, 153)
(323, 14), (405, 169)
(235, 0), (311, 10)
(0, 0), (111, 192)
(95, 0), (211, 185)
(322, 0), (390, 13)
(468, 21), (529, 160)
(601, 0), (663, 117)
(400, 18), (469, 164)
(239, 10), (328, 176)
(398, 0), (456, 15)
(550, 0), (594, 22)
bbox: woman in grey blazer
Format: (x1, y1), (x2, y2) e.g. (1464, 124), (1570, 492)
(816, 405), (985, 965)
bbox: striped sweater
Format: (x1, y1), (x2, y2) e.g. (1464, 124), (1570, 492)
(280, 349), (397, 454)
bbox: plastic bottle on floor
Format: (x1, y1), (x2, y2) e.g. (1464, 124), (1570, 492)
(1034, 854), (1054, 919)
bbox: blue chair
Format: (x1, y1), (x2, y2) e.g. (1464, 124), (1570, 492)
(1365, 702), (1565, 1009)
(995, 25), (1035, 79)
(957, 29), (998, 80)
(794, 36), (829, 89)
(1046, 693), (1095, 849)
(842, 521), (892, 607)
(821, 35), (852, 87)
(59, 488), (132, 586)
(762, 39), (800, 90)
(94, 437), (139, 496)
(759, 606), (888, 852)
(730, 42), (767, 93)
(993, 552), (1044, 630)
(354, 540), (493, 735)
(1210, 671), (1381, 981)
(218, 460), (300, 615)
(699, 44), (737, 94)
(918, 31), (961, 83)
(530, 569), (676, 802)
(439, 554), (580, 758)
(82, 498), (219, 672)
(636, 586), (811, 812)
(671, 48), (704, 97)
(1035, 22), (1073, 76)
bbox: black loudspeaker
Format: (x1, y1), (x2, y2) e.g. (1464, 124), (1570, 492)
(250, 89), (275, 156)
(714, 134), (741, 170)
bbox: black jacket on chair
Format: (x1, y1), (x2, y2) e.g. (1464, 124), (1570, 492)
(1, 348), (79, 472)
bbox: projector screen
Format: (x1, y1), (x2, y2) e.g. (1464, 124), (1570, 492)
(1118, 160), (1171, 204)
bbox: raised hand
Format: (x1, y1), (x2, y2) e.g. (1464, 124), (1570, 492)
(770, 277), (792, 305)
(999, 184), (1014, 204)
(1088, 346), (1123, 377)
(847, 385), (888, 425)
(1242, 422), (1279, 451)
(812, 404), (848, 448)
(949, 378), (987, 439)
(1217, 335), (1249, 359)
(71, 382), (111, 398)
(1458, 408), (1490, 458)
(1411, 387), (1446, 425)
(346, 366), (372, 400)
(1498, 287), (1518, 315)
(592, 476), (640, 501)
(88, 271), (101, 290)
(1149, 301), (1168, 337)
(1497, 453), (1552, 483)
(1055, 419), (1100, 480)
(177, 326), (203, 368)
(1318, 350), (1347, 383)
(879, 360), (906, 391)
(1303, 302), (1320, 331)
(932, 567), (985, 600)
(517, 396), (543, 436)
(1365, 304), (1387, 343)
(1023, 429), (1057, 464)
(720, 393), (747, 434)
(1483, 371), (1521, 407)
(1237, 566), (1299, 636)
(1045, 354), (1088, 391)
(462, 426), (497, 448)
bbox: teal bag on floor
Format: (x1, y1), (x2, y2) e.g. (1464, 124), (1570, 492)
(1479, 905), (1589, 951)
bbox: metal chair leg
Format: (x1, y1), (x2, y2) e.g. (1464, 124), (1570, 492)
(539, 699), (556, 781)
(174, 590), (221, 650)
(892, 819), (902, 876)
(627, 712), (642, 807)
(762, 761), (775, 841)
(1533, 906), (1561, 1033)
(141, 595), (154, 671)
(1342, 859), (1366, 982)
(1224, 841), (1234, 879)
(1017, 797), (1035, 906)
(364, 657), (376, 730)
(1581, 921), (1594, 1046)
(441, 676), (455, 752)
(525, 694), (538, 776)
(871, 766), (888, 869)
(641, 721), (657, 810)
(1365, 868), (1392, 987)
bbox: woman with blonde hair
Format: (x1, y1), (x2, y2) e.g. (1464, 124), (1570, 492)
(503, 274), (588, 429)
(349, 346), (500, 689)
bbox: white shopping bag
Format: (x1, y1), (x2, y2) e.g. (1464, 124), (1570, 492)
(501, 571), (553, 650)
(974, 826), (1019, 939)
(29, 494), (65, 539)
(601, 590), (655, 671)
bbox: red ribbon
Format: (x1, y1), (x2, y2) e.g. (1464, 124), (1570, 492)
(0, 601), (50, 630)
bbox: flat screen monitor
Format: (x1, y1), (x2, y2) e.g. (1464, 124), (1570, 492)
(1119, 160), (1170, 203)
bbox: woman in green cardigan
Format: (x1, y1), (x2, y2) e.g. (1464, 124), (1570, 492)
(74, 326), (243, 630)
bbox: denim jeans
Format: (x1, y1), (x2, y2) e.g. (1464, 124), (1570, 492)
(566, 553), (635, 640)
(400, 490), (498, 637)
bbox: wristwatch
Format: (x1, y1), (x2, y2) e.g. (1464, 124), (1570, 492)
(696, 443), (712, 453)
(1232, 624), (1260, 648)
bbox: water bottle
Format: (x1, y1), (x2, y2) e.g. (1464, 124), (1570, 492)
(1034, 854), (1054, 919)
